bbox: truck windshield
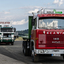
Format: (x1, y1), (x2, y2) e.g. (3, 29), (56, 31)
(39, 17), (64, 29)
(1, 28), (13, 32)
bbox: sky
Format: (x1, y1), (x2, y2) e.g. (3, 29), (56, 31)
(0, 0), (64, 31)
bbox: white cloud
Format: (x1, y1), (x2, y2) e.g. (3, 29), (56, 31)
(12, 19), (28, 25)
(0, 16), (12, 21)
(0, 11), (10, 15)
(59, 0), (63, 6)
(54, 0), (59, 3)
(54, 0), (63, 6)
(28, 9), (39, 14)
(4, 12), (10, 14)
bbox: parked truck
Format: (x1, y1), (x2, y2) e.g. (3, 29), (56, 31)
(0, 22), (16, 45)
(22, 8), (64, 61)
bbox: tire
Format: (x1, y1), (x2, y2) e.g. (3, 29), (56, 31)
(23, 47), (28, 56)
(23, 47), (31, 56)
(11, 42), (14, 45)
(32, 55), (39, 62)
(23, 41), (31, 56)
(63, 55), (64, 59)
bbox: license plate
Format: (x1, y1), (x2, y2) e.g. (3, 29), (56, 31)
(52, 54), (60, 56)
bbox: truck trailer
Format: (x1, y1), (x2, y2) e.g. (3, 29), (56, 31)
(22, 8), (64, 61)
(0, 22), (16, 45)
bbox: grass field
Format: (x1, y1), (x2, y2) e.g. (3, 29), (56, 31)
(15, 37), (23, 41)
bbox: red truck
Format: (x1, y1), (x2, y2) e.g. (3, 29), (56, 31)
(22, 8), (64, 62)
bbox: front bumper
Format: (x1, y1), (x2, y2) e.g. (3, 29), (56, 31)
(0, 38), (14, 43)
(2, 39), (13, 42)
(35, 49), (64, 54)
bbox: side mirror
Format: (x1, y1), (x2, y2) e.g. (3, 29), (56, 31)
(32, 18), (35, 26)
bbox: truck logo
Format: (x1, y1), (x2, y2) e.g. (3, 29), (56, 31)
(53, 38), (59, 40)
(46, 32), (64, 34)
(52, 38), (60, 43)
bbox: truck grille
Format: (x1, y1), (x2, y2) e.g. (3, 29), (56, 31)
(46, 34), (64, 47)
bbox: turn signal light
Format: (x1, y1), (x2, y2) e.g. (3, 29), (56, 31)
(43, 31), (45, 34)
(35, 38), (38, 40)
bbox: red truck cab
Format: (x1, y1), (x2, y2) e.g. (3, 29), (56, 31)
(31, 10), (64, 61)
(23, 9), (64, 62)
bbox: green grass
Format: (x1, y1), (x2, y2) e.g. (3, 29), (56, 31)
(15, 37), (23, 41)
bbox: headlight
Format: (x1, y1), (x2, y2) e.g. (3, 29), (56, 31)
(35, 50), (44, 54)
(39, 50), (44, 53)
(12, 35), (14, 37)
(44, 50), (48, 53)
(35, 50), (39, 53)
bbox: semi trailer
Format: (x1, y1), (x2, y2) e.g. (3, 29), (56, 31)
(22, 8), (64, 61)
(0, 22), (16, 45)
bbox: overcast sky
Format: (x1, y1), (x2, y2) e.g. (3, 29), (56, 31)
(0, 0), (64, 31)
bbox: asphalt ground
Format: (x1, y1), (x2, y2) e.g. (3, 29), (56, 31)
(0, 41), (64, 64)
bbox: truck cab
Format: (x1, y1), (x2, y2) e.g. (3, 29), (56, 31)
(32, 14), (64, 48)
(0, 22), (16, 45)
(23, 8), (64, 62)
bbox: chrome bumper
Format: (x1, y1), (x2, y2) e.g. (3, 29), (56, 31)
(35, 49), (64, 54)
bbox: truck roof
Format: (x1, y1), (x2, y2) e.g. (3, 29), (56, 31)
(38, 14), (64, 18)
(33, 8), (64, 18)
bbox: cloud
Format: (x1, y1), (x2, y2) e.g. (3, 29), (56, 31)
(4, 12), (10, 14)
(59, 0), (63, 6)
(54, 0), (63, 6)
(0, 16), (12, 21)
(54, 0), (59, 3)
(0, 11), (10, 15)
(28, 9), (39, 14)
(12, 19), (28, 25)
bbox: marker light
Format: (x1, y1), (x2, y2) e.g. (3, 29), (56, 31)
(35, 38), (38, 40)
(43, 31), (45, 34)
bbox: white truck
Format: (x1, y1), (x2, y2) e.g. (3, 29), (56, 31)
(0, 22), (16, 45)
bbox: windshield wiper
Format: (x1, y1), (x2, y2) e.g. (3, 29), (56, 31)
(57, 26), (64, 29)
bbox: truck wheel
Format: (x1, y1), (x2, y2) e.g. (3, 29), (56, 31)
(23, 41), (28, 56)
(32, 55), (39, 62)
(23, 47), (31, 56)
(63, 55), (64, 59)
(23, 47), (28, 56)
(23, 41), (31, 56)
(11, 42), (14, 45)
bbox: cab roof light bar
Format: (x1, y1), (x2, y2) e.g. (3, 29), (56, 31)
(37, 8), (64, 14)
(32, 8), (64, 19)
